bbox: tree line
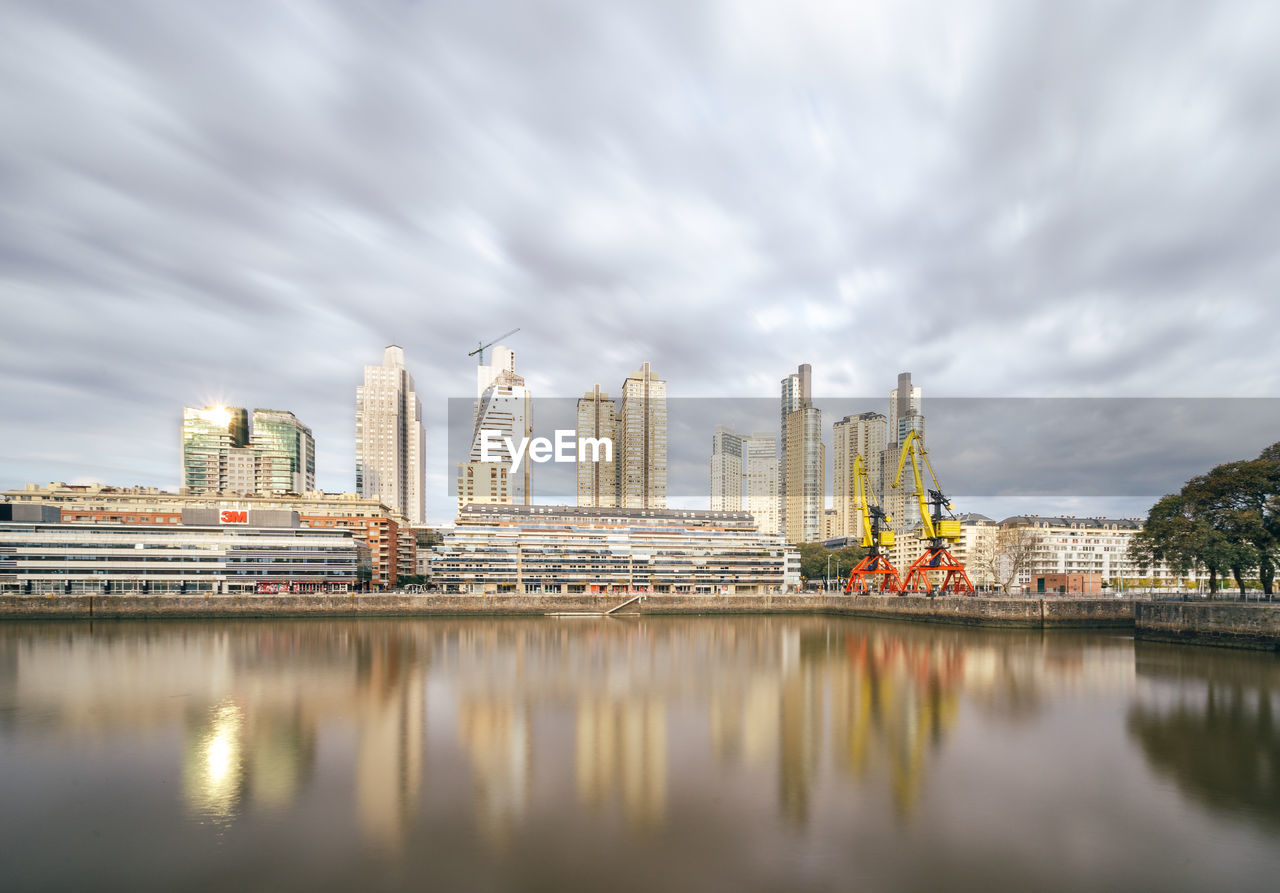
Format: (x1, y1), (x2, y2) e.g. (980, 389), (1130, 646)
(1129, 442), (1280, 598)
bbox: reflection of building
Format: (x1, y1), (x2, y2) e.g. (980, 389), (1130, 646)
(6, 620), (428, 842)
(458, 699), (530, 841)
(576, 695), (667, 827)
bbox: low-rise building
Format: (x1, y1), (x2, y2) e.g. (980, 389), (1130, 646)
(3, 483), (411, 588)
(431, 504), (798, 594)
(0, 504), (365, 595)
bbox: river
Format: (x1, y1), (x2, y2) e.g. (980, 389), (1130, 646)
(1, 616), (1276, 891)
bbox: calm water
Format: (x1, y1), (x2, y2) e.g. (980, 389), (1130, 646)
(1, 616), (1277, 892)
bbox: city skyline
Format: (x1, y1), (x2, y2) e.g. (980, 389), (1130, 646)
(4, 2), (1280, 526)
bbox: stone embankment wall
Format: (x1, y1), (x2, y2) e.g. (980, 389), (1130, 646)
(1135, 601), (1280, 650)
(0, 593), (1133, 627)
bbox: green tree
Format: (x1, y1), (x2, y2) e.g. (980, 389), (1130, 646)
(795, 542), (867, 588)
(1131, 442), (1280, 599)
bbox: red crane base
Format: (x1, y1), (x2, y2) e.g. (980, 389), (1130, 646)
(900, 547), (975, 595)
(844, 553), (903, 594)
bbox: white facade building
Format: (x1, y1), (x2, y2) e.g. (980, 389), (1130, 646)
(356, 345), (426, 525)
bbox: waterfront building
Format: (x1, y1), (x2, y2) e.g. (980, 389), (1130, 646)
(251, 409), (315, 494)
(458, 345), (532, 513)
(741, 432), (781, 537)
(182, 406), (253, 494)
(710, 426), (743, 512)
(616, 363), (667, 509)
(0, 504), (365, 595)
(3, 483), (411, 588)
(711, 428), (779, 535)
(430, 504), (797, 594)
(576, 385), (618, 508)
(832, 412), (887, 541)
(780, 365), (824, 544)
(999, 516), (1149, 590)
(356, 345), (426, 525)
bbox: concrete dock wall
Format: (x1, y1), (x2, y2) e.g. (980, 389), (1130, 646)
(1135, 601), (1280, 650)
(0, 593), (1134, 627)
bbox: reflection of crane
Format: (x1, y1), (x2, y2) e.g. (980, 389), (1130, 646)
(467, 328), (521, 366)
(844, 454), (903, 594)
(892, 431), (974, 595)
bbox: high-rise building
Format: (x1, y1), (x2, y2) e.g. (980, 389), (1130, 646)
(882, 372), (923, 543)
(252, 409), (315, 495)
(576, 385), (617, 507)
(356, 345), (426, 525)
(710, 428), (779, 535)
(457, 345), (532, 513)
(887, 371), (923, 447)
(182, 406), (253, 494)
(780, 365), (823, 544)
(832, 412), (887, 541)
(741, 432), (781, 536)
(710, 426), (743, 512)
(617, 363), (666, 509)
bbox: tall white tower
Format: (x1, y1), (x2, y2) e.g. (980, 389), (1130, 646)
(356, 345), (425, 524)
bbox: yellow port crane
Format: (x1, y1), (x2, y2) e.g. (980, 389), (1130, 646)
(843, 453), (903, 594)
(891, 431), (974, 595)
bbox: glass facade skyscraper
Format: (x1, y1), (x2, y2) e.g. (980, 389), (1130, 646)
(182, 406), (252, 494)
(251, 409), (315, 494)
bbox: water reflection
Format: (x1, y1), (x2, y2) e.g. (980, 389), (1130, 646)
(7, 615), (1279, 890)
(1129, 642), (1280, 828)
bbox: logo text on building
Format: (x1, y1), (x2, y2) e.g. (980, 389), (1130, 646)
(220, 510), (249, 524)
(479, 429), (613, 473)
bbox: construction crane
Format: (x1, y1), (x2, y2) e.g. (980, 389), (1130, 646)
(891, 431), (974, 595)
(467, 327), (520, 366)
(844, 453), (903, 594)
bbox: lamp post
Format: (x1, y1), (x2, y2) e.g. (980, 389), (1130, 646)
(826, 554), (832, 591)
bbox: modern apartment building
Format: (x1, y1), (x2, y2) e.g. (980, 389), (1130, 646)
(457, 345), (532, 512)
(832, 412), (887, 541)
(3, 483), (412, 588)
(430, 504), (797, 594)
(356, 345), (426, 525)
(741, 432), (781, 536)
(182, 406), (314, 496)
(181, 406), (254, 494)
(709, 426), (743, 512)
(709, 428), (780, 535)
(251, 409), (315, 494)
(576, 385), (618, 508)
(780, 365), (823, 544)
(616, 363), (667, 509)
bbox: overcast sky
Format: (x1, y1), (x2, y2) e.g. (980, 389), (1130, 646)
(2, 1), (1278, 524)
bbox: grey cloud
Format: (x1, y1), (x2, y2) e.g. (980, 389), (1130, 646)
(2, 0), (1279, 522)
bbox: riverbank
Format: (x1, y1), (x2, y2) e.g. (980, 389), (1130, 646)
(1133, 600), (1280, 651)
(7, 593), (1279, 650)
(0, 592), (1134, 627)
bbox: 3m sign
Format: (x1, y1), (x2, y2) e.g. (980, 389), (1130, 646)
(220, 510), (249, 524)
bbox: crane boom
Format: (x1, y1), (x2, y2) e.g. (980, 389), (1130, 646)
(887, 430), (973, 595)
(468, 327), (521, 365)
